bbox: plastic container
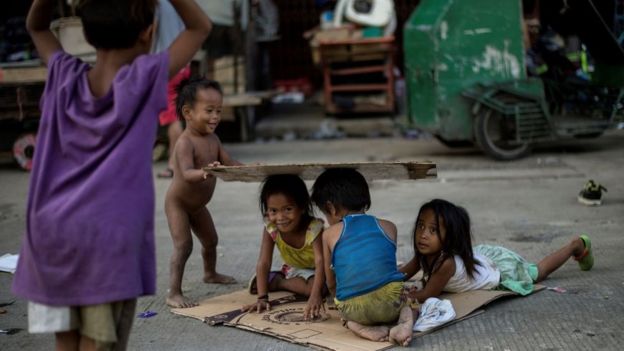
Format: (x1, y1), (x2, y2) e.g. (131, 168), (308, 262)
(50, 17), (96, 58)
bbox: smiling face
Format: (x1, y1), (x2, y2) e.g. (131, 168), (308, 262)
(414, 208), (446, 256)
(183, 87), (223, 135)
(266, 193), (304, 235)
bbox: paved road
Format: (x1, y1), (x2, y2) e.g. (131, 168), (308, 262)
(1, 131), (623, 350)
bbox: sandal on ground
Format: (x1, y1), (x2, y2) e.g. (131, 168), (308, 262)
(157, 168), (174, 179)
(574, 234), (594, 271)
(248, 271), (282, 295)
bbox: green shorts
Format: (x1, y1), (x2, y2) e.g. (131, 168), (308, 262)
(335, 281), (405, 326)
(475, 244), (539, 296)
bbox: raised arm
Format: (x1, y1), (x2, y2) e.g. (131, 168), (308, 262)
(167, 0), (212, 78)
(26, 0), (62, 65)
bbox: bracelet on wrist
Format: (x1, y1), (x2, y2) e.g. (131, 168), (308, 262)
(257, 294), (269, 301)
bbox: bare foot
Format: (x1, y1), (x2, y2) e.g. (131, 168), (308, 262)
(389, 306), (413, 346)
(166, 293), (198, 309)
(203, 273), (236, 284)
(389, 323), (413, 346)
(346, 321), (389, 342)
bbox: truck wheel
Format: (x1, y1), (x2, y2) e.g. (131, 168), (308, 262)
(13, 133), (36, 171)
(573, 132), (604, 139)
(474, 109), (531, 160)
(434, 135), (473, 148)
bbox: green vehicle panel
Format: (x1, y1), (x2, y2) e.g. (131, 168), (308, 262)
(404, 0), (528, 140)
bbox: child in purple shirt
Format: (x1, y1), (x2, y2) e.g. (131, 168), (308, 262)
(11, 0), (211, 350)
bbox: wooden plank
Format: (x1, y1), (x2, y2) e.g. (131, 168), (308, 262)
(0, 66), (47, 84)
(330, 84), (389, 92)
(318, 36), (395, 46)
(331, 65), (386, 76)
(223, 93), (262, 107)
(223, 91), (277, 107)
(204, 161), (437, 182)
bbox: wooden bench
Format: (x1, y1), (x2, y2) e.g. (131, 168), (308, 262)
(0, 62), (275, 142)
(222, 90), (276, 142)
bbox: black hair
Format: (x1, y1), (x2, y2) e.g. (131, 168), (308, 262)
(260, 174), (313, 230)
(77, 0), (157, 49)
(175, 77), (223, 121)
(311, 168), (371, 213)
(414, 199), (480, 283)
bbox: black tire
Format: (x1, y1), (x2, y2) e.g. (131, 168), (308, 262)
(434, 135), (474, 148)
(573, 132), (604, 139)
(474, 109), (531, 160)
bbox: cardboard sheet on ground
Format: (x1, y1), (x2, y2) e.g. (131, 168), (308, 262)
(203, 161), (437, 182)
(171, 286), (543, 351)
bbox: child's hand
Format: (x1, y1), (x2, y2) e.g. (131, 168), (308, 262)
(402, 285), (418, 300)
(201, 170), (213, 181)
(241, 299), (270, 314)
(325, 294), (337, 310)
(303, 294), (325, 320)
(202, 162), (222, 180)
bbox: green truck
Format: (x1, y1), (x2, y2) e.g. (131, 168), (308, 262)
(404, 0), (624, 159)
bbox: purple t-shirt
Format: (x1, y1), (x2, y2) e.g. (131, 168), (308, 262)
(12, 51), (169, 306)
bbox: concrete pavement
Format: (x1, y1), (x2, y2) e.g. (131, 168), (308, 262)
(1, 131), (623, 350)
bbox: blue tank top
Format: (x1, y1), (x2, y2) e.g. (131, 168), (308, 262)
(332, 214), (405, 300)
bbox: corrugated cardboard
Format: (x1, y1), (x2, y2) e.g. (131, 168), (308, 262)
(171, 286), (544, 351)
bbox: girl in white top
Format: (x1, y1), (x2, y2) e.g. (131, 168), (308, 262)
(400, 199), (594, 302)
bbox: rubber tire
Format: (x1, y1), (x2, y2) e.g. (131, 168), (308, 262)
(434, 135), (474, 148)
(474, 109), (531, 161)
(13, 133), (37, 171)
(573, 132), (604, 139)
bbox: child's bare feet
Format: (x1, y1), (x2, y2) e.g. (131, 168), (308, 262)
(389, 306), (414, 346)
(167, 293), (198, 309)
(203, 273), (236, 284)
(388, 322), (413, 346)
(346, 321), (389, 342)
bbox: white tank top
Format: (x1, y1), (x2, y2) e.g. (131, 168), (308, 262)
(443, 253), (500, 293)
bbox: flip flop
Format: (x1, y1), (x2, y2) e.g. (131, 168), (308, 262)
(248, 271), (282, 295)
(574, 234), (593, 271)
(157, 168), (174, 179)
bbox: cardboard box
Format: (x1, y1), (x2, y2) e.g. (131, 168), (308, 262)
(309, 27), (354, 65)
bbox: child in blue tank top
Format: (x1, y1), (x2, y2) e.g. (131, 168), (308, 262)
(311, 168), (413, 347)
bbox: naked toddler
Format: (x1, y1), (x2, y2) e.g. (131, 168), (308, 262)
(165, 77), (241, 308)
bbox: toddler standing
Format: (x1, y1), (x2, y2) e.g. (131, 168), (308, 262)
(165, 77), (241, 308)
